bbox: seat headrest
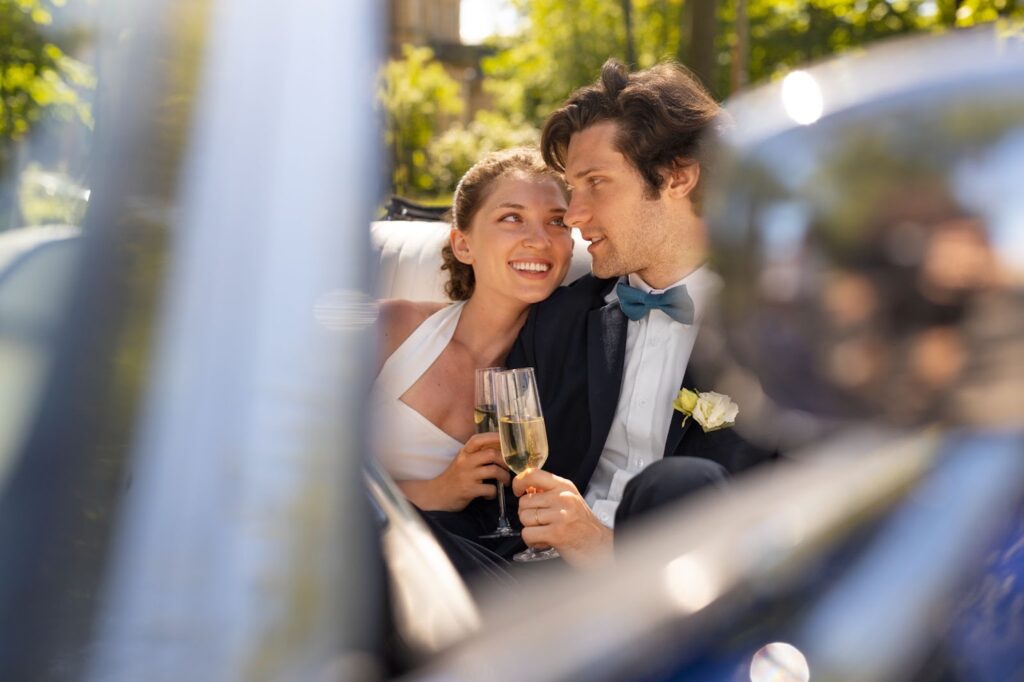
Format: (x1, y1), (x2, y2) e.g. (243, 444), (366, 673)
(370, 220), (593, 302)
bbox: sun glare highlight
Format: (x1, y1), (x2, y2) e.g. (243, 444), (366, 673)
(781, 71), (824, 125)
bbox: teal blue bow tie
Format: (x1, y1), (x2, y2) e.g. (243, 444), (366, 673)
(616, 282), (695, 324)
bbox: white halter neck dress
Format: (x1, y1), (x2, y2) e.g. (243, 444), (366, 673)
(372, 302), (465, 481)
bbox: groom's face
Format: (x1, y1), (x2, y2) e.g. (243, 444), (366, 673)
(562, 121), (674, 282)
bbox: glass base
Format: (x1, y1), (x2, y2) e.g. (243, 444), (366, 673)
(480, 524), (518, 540)
(513, 546), (560, 562)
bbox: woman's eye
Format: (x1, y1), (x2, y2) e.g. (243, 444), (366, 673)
(499, 213), (522, 223)
(550, 216), (568, 228)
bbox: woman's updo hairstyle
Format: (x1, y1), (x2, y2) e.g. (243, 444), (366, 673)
(441, 147), (567, 300)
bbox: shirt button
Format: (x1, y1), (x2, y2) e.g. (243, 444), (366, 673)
(600, 513), (610, 523)
(637, 459), (646, 468)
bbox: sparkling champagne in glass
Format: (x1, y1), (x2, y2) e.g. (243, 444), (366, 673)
(495, 367), (559, 562)
(476, 367), (516, 539)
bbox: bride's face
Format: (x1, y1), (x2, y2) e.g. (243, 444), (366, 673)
(453, 173), (573, 305)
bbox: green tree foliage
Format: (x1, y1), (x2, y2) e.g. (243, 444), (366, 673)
(18, 162), (87, 225)
(380, 1), (1022, 199)
(719, 1), (1023, 94)
(427, 110), (538, 195)
(481, 0), (639, 123)
(1, 0), (93, 229)
(483, 0), (732, 123)
(482, 0), (1023, 126)
(740, 0), (934, 84)
(378, 45), (464, 198)
(0, 0), (93, 153)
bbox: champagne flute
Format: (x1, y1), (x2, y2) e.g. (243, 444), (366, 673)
(495, 367), (559, 562)
(476, 367), (517, 540)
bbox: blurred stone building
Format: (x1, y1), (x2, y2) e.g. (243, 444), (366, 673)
(388, 0), (492, 120)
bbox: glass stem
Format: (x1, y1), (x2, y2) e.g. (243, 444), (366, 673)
(495, 482), (511, 528)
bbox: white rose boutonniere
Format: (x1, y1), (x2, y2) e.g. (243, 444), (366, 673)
(672, 388), (739, 432)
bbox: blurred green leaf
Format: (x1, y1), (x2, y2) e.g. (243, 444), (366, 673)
(1, 0), (93, 145)
(377, 44), (464, 198)
(427, 111), (539, 197)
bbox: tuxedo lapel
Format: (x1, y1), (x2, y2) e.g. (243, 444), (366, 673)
(662, 356), (698, 459)
(584, 301), (627, 482)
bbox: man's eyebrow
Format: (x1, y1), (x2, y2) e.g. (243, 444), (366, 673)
(570, 166), (604, 180)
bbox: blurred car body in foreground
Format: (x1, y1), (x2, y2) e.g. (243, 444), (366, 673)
(0, 0), (387, 679)
(0, 4), (1022, 681)
(0, 226), (80, 479)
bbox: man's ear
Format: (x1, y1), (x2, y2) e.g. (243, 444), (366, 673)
(664, 161), (700, 199)
(450, 228), (474, 265)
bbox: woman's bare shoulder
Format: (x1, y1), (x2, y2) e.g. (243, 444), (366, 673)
(378, 299), (447, 365)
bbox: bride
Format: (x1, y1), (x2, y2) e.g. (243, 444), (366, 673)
(373, 148), (573, 531)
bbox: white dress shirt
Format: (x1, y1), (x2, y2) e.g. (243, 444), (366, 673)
(585, 265), (721, 528)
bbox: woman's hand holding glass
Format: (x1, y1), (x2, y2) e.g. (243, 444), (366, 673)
(399, 433), (509, 513)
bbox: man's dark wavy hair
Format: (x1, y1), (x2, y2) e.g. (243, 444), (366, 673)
(541, 58), (722, 206)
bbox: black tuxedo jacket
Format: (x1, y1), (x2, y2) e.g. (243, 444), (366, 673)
(505, 274), (775, 496)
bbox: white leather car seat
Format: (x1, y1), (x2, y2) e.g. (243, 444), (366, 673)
(370, 220), (593, 302)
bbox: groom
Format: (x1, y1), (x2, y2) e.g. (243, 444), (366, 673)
(506, 59), (775, 567)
